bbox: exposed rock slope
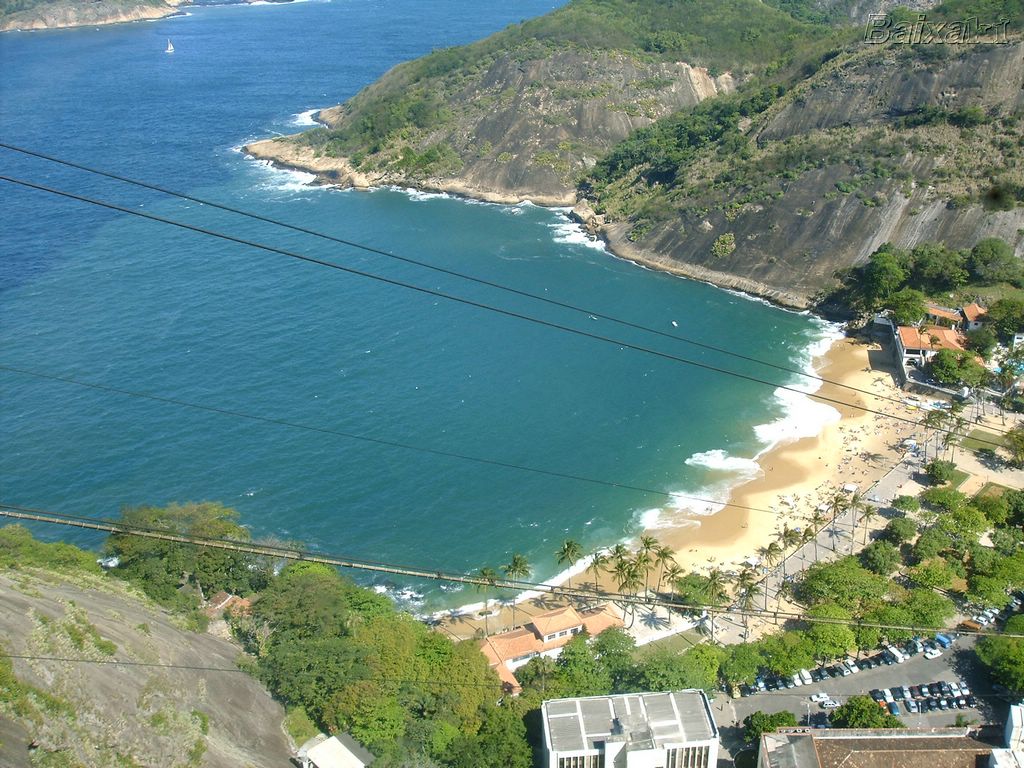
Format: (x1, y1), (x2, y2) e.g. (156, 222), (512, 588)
(0, 568), (291, 767)
(584, 40), (1024, 307)
(247, 50), (733, 205)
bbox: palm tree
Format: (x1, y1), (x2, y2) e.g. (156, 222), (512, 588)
(859, 504), (879, 545)
(633, 550), (653, 594)
(555, 539), (583, 589)
(806, 510), (826, 561)
(609, 543), (630, 569)
(758, 541), (783, 570)
(736, 580), (760, 640)
(702, 568), (730, 606)
(826, 490), (849, 552)
(778, 525), (801, 576)
(502, 553), (530, 629)
(923, 409), (948, 462)
(945, 415), (967, 462)
(587, 549), (609, 591)
(653, 544), (676, 593)
(637, 534), (658, 592)
(475, 567), (498, 635)
(663, 563), (684, 599)
(611, 558), (642, 628)
(847, 492), (870, 553)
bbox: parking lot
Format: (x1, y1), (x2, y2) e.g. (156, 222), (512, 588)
(709, 635), (1008, 745)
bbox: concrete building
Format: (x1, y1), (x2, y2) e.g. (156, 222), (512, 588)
(758, 727), (992, 768)
(297, 734), (375, 768)
(542, 690), (719, 768)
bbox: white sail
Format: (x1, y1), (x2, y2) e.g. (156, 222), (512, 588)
(165, 39), (174, 53)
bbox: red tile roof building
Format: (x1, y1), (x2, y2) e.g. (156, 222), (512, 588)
(479, 604), (623, 693)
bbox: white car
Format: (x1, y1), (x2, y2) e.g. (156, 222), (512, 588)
(924, 647), (943, 660)
(844, 659), (860, 674)
(810, 692), (830, 703)
(821, 699), (840, 710)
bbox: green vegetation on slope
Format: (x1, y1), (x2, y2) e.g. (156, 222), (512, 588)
(298, 0), (827, 164)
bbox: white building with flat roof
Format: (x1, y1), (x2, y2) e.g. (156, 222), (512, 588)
(541, 690), (719, 768)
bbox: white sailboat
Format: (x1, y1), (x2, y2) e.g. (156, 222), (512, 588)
(165, 38), (174, 54)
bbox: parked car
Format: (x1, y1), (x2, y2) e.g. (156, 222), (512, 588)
(821, 699), (840, 710)
(957, 698), (968, 709)
(927, 699), (939, 712)
(887, 702), (901, 716)
(891, 687), (905, 701)
(959, 682), (972, 696)
(909, 685), (922, 699)
(800, 669), (813, 686)
(906, 700), (919, 714)
(883, 689), (895, 703)
(811, 669), (824, 682)
(924, 647), (943, 660)
(949, 682), (961, 697)
(810, 692), (830, 703)
(966, 695), (978, 708)
(901, 686), (912, 700)
(938, 699), (949, 710)
(870, 689), (884, 702)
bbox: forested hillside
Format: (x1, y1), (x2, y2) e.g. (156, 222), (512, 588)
(253, 0), (1024, 307)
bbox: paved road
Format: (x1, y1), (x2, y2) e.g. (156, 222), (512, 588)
(709, 637), (1009, 760)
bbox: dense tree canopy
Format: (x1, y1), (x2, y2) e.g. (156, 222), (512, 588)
(977, 615), (1024, 692)
(106, 502), (271, 610)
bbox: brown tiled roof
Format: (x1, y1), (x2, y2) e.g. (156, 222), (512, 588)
(479, 628), (539, 667)
(814, 736), (990, 768)
(580, 604), (624, 636)
(962, 303), (987, 322)
(478, 603), (623, 670)
(925, 304), (962, 323)
(897, 325), (965, 353)
(530, 606), (584, 637)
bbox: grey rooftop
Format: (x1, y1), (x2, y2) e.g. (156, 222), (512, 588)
(543, 690), (718, 754)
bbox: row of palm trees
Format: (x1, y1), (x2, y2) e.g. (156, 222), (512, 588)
(474, 484), (882, 638)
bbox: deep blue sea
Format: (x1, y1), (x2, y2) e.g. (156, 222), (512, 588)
(0, 0), (835, 611)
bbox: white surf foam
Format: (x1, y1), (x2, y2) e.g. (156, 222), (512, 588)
(547, 215), (608, 251)
(751, 320), (845, 453)
(243, 156), (321, 195)
(290, 108), (321, 127)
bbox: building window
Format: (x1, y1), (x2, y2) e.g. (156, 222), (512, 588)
(557, 755), (602, 768)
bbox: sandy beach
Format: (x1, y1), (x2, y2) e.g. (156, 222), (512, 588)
(658, 335), (917, 579)
(436, 334), (921, 642)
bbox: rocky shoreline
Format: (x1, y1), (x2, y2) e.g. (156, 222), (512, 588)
(243, 136), (810, 308)
(0, 0), (184, 32)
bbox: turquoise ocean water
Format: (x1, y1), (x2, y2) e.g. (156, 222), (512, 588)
(0, 0), (836, 611)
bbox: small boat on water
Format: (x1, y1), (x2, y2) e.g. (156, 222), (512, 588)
(165, 39), (174, 54)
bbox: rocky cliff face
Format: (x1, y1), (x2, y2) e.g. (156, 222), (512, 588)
(0, 0), (182, 32)
(585, 40), (1024, 307)
(252, 49), (733, 205)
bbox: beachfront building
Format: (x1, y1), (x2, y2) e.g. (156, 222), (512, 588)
(758, 727), (993, 768)
(894, 324), (967, 365)
(479, 604), (622, 692)
(541, 690), (719, 768)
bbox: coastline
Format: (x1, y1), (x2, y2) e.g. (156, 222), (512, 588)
(0, 1), (184, 32)
(655, 335), (915, 579)
(243, 133), (917, 640)
(433, 333), (918, 642)
(243, 137), (811, 307)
